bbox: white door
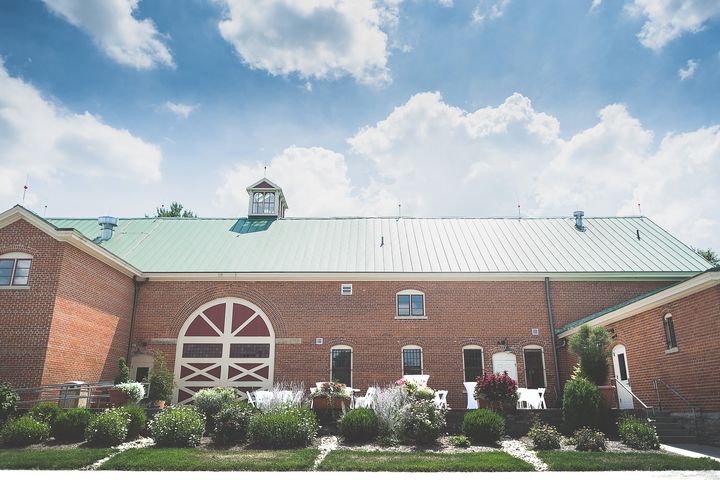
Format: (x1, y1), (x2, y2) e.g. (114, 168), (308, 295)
(492, 352), (518, 382)
(612, 344), (634, 409)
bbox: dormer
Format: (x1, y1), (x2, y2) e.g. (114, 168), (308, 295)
(247, 178), (288, 218)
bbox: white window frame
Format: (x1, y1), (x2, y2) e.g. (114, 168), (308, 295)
(663, 313), (678, 352)
(522, 345), (548, 390)
(130, 354), (154, 382)
(341, 284), (353, 295)
(401, 345), (423, 376)
(330, 345), (353, 387)
(396, 289), (426, 319)
(462, 345), (484, 383)
(0, 252), (33, 289)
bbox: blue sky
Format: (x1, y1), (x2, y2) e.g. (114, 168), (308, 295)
(0, 0), (719, 250)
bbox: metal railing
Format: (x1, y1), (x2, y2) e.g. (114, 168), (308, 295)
(652, 378), (699, 435)
(14, 381), (150, 409)
(611, 377), (654, 417)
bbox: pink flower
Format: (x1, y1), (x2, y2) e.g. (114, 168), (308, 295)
(395, 378), (406, 385)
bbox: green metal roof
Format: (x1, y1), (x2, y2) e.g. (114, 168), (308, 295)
(43, 216), (712, 274)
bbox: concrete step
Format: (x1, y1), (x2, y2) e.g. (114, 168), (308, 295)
(659, 435), (697, 443)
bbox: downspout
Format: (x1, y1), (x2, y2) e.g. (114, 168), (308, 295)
(545, 276), (562, 405)
(126, 276), (142, 362)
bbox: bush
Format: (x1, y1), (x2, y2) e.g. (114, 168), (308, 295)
(114, 382), (145, 404)
(148, 353), (175, 403)
(474, 372), (518, 412)
(568, 325), (610, 385)
(338, 408), (379, 443)
(52, 408), (94, 442)
(29, 402), (63, 426)
(213, 400), (258, 445)
(528, 419), (561, 450)
(193, 387), (238, 429)
(563, 372), (603, 431)
(462, 408), (505, 444)
(0, 382), (19, 424)
(0, 415), (50, 447)
(573, 427), (607, 451)
(618, 416), (660, 450)
(415, 386), (435, 401)
(247, 407), (318, 448)
(372, 385), (410, 437)
(118, 404), (147, 438)
(149, 405), (205, 447)
(115, 358), (130, 385)
(85, 409), (129, 446)
(397, 399), (446, 445)
(448, 435), (471, 448)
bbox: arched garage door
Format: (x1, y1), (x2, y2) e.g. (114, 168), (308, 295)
(174, 297), (275, 403)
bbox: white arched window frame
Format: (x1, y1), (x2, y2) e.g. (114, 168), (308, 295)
(396, 289), (426, 318)
(330, 345), (353, 387)
(462, 345), (484, 382)
(663, 313), (678, 351)
(0, 252), (33, 287)
(251, 191), (276, 215)
(401, 345), (423, 375)
(522, 345), (548, 389)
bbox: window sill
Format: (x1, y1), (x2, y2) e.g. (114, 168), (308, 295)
(395, 316), (427, 320)
(0, 285), (30, 290)
(665, 347), (679, 354)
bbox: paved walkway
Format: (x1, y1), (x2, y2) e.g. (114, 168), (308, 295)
(662, 443), (720, 462)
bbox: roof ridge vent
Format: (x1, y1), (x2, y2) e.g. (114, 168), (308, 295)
(573, 211), (585, 232)
(98, 216), (118, 241)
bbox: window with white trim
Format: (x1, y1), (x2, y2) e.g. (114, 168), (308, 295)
(331, 345), (352, 386)
(251, 192), (276, 215)
(0, 253), (33, 286)
(396, 290), (425, 318)
(523, 345), (547, 389)
(663, 313), (677, 350)
(462, 345), (484, 382)
(402, 345), (423, 375)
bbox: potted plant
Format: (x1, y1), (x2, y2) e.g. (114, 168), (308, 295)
(474, 371), (518, 412)
(109, 358), (131, 406)
(148, 352), (175, 408)
(311, 381), (352, 411)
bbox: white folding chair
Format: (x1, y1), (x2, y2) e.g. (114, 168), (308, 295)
(537, 388), (547, 409)
(353, 387), (377, 409)
(433, 390), (449, 409)
(246, 391), (256, 407)
(516, 388), (531, 409)
(254, 390), (273, 411)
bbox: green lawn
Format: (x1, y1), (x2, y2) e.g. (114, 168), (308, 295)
(100, 447), (319, 471)
(0, 448), (112, 470)
(318, 450), (534, 472)
(537, 451), (720, 471)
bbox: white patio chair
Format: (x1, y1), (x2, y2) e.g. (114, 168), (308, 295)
(316, 382), (326, 389)
(536, 388), (547, 409)
(403, 374), (429, 386)
(253, 390), (273, 411)
(463, 382), (478, 409)
(516, 388), (531, 409)
(353, 387), (377, 409)
(292, 389), (304, 406)
(246, 391), (256, 407)
(433, 390), (449, 409)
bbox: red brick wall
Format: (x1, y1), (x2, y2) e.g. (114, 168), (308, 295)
(0, 220), (62, 388)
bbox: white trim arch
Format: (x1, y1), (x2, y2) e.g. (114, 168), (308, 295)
(462, 345), (484, 382)
(174, 297), (275, 403)
(330, 345), (353, 387)
(401, 345), (423, 376)
(396, 289), (426, 318)
(522, 345), (547, 389)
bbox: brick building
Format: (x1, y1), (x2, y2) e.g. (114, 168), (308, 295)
(0, 178), (715, 412)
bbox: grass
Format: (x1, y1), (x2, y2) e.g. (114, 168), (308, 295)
(0, 448), (112, 470)
(99, 447), (319, 471)
(318, 450), (534, 472)
(537, 451), (720, 471)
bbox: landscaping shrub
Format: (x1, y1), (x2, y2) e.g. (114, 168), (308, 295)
(372, 384), (410, 437)
(212, 400), (258, 445)
(115, 358), (130, 385)
(527, 419), (561, 450)
(0, 381), (19, 424)
(448, 435), (471, 448)
(52, 408), (94, 442)
(568, 324), (610, 385)
(118, 404), (147, 438)
(618, 416), (660, 450)
(474, 372), (518, 412)
(0, 415), (50, 447)
(149, 405), (205, 447)
(193, 387), (238, 429)
(397, 399), (446, 445)
(415, 386), (435, 401)
(114, 382), (145, 404)
(29, 401), (63, 426)
(247, 407), (319, 448)
(573, 427), (607, 451)
(462, 408), (505, 444)
(85, 409), (129, 446)
(338, 407), (379, 443)
(148, 353), (175, 404)
(562, 370), (603, 432)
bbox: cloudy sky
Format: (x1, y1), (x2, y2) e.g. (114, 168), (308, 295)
(0, 0), (718, 250)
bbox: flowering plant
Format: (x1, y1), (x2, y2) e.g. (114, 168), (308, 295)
(310, 381), (351, 400)
(473, 371), (518, 412)
(114, 382), (145, 403)
(397, 399), (446, 444)
(395, 378), (434, 400)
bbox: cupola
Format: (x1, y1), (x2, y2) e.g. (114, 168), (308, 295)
(246, 178), (288, 218)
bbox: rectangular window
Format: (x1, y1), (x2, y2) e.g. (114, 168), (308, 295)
(617, 353), (628, 381)
(397, 294), (424, 317)
(331, 349), (352, 386)
(135, 367), (150, 382)
(402, 348), (422, 375)
(411, 295), (424, 316)
(0, 258), (32, 286)
(463, 348), (483, 382)
(0, 259), (13, 286)
(229, 344), (270, 358)
(523, 349), (546, 389)
(397, 294), (410, 316)
(182, 343), (223, 358)
(664, 315), (677, 349)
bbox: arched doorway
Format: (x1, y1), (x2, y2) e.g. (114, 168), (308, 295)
(174, 297), (275, 403)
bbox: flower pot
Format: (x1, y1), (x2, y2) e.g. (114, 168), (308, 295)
(109, 388), (130, 407)
(598, 385), (617, 409)
(311, 397), (351, 411)
(152, 399), (167, 409)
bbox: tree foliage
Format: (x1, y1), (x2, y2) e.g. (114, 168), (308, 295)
(568, 324), (610, 385)
(156, 202), (196, 218)
(693, 247), (719, 267)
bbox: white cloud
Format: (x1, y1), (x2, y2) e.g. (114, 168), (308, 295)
(216, 0), (396, 85)
(163, 102), (197, 118)
(472, 0), (511, 24)
(0, 62), (162, 207)
(42, 0), (173, 69)
(678, 59), (699, 80)
(590, 0), (603, 12)
(625, 0), (720, 51)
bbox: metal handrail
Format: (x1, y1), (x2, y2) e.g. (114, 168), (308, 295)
(651, 378), (699, 437)
(14, 381), (149, 408)
(612, 377), (654, 416)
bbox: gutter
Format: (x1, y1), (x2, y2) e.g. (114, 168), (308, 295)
(126, 276), (146, 362)
(545, 277), (562, 404)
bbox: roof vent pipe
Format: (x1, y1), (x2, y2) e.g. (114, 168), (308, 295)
(98, 216), (118, 241)
(573, 211), (585, 231)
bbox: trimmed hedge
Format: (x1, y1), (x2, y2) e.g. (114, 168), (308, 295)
(193, 387), (238, 430)
(1, 415), (50, 447)
(118, 404), (147, 439)
(53, 408), (95, 442)
(29, 402), (63, 426)
(213, 401), (258, 445)
(462, 408), (505, 444)
(618, 416), (660, 450)
(563, 375), (603, 432)
(528, 420), (561, 450)
(150, 405), (205, 447)
(339, 408), (379, 443)
(85, 409), (129, 446)
(573, 427), (607, 452)
(247, 407), (318, 448)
